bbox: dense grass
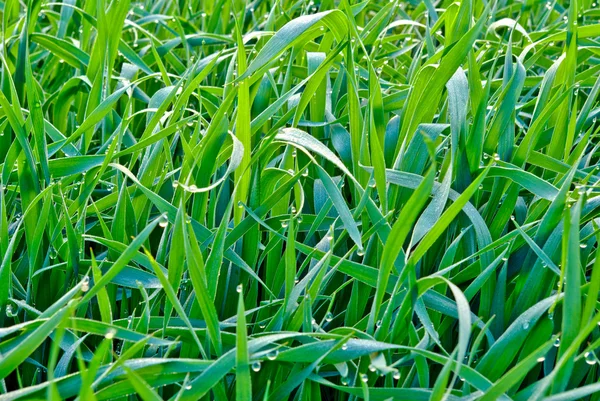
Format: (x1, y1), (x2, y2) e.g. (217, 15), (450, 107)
(2, 0), (600, 399)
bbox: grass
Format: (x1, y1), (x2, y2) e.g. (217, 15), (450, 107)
(1, 0), (600, 399)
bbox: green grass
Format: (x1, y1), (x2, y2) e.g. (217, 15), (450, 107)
(1, 0), (600, 399)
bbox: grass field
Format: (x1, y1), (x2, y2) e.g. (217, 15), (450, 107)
(2, 0), (600, 399)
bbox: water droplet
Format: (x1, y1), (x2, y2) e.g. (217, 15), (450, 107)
(105, 329), (116, 340)
(368, 364), (376, 372)
(580, 243), (587, 249)
(360, 373), (368, 382)
(393, 370), (400, 380)
(252, 361), (262, 372)
(325, 312), (333, 322)
(236, 284), (242, 293)
(522, 321), (530, 330)
(341, 376), (349, 385)
(554, 338), (561, 347)
(537, 356), (545, 363)
(185, 385), (192, 390)
(376, 319), (382, 328)
(341, 343), (348, 351)
(281, 220), (289, 228)
(49, 247), (57, 259)
(287, 169), (294, 174)
(357, 248), (365, 256)
(159, 214), (169, 228)
(267, 350), (278, 360)
(237, 201), (244, 208)
(585, 352), (596, 365)
(172, 180), (179, 188)
(81, 276), (90, 292)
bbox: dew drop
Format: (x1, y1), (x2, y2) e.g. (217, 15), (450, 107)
(393, 370), (400, 380)
(105, 329), (116, 340)
(159, 214), (169, 228)
(81, 276), (90, 292)
(325, 312), (334, 322)
(252, 361), (262, 372)
(522, 321), (530, 330)
(554, 337), (561, 347)
(267, 350), (279, 360)
(360, 373), (368, 382)
(585, 352), (596, 365)
(236, 284), (242, 293)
